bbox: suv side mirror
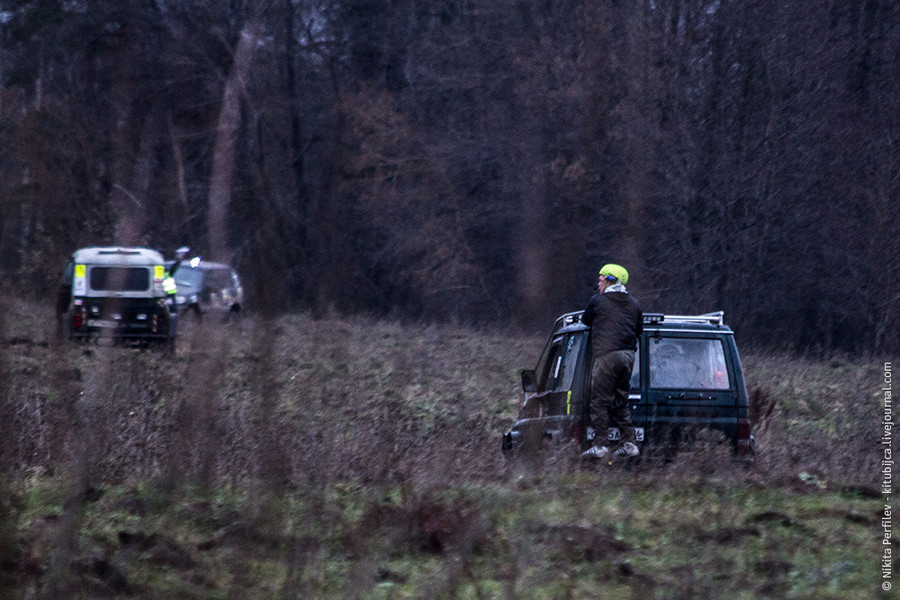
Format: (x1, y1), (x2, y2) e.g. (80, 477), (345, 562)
(521, 369), (537, 393)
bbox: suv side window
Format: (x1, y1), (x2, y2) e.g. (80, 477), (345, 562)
(535, 333), (585, 393)
(208, 269), (235, 290)
(630, 351), (641, 390)
(649, 337), (730, 390)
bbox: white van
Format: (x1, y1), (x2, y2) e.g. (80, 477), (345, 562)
(56, 247), (176, 350)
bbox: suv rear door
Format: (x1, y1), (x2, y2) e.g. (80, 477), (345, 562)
(644, 333), (739, 444)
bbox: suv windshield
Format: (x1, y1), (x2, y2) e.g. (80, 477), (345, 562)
(89, 267), (150, 292)
(649, 337), (730, 390)
(173, 268), (203, 290)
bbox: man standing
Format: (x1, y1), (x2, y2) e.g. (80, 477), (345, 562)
(581, 263), (643, 460)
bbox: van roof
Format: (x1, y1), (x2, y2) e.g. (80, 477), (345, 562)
(72, 246), (165, 266)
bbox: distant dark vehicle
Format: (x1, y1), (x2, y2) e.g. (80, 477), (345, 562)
(502, 311), (755, 460)
(169, 258), (244, 321)
(56, 247), (175, 350)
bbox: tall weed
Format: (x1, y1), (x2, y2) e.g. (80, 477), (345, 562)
(2, 298), (885, 598)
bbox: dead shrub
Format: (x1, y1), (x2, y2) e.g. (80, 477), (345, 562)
(749, 386), (776, 438)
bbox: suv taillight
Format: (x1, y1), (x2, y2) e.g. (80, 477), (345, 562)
(72, 306), (85, 329)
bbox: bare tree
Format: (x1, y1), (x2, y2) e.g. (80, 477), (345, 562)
(208, 21), (262, 261)
(0, 0), (897, 351)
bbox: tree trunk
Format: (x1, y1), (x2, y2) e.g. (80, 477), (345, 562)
(109, 13), (140, 246)
(208, 22), (261, 260)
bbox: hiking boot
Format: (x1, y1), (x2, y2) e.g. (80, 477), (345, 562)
(581, 445), (610, 460)
(615, 442), (640, 457)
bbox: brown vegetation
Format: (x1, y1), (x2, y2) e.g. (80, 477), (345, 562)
(0, 1), (897, 353)
(0, 297), (886, 598)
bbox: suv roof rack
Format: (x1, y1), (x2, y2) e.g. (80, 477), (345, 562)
(554, 310), (726, 332)
(643, 311), (724, 326)
(98, 248), (143, 255)
(552, 311), (585, 331)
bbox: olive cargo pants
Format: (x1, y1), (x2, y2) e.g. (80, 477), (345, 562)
(589, 349), (636, 447)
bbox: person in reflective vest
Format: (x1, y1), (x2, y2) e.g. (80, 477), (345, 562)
(163, 274), (177, 297)
(162, 270), (178, 340)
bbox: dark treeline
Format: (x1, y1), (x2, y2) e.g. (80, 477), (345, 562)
(0, 0), (896, 353)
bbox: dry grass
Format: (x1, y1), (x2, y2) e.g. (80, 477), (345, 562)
(742, 352), (884, 489)
(0, 296), (887, 598)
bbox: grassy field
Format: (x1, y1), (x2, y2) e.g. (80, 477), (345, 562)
(0, 297), (890, 599)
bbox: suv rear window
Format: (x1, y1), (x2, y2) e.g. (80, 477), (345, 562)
(89, 267), (150, 292)
(649, 337), (730, 390)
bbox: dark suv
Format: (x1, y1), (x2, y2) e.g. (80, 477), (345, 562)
(170, 259), (244, 321)
(501, 311), (754, 459)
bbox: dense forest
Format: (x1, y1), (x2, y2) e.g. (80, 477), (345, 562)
(0, 0), (896, 352)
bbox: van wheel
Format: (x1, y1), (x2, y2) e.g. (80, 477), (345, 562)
(58, 314), (70, 341)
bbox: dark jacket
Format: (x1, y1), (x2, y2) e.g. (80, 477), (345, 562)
(582, 291), (643, 356)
